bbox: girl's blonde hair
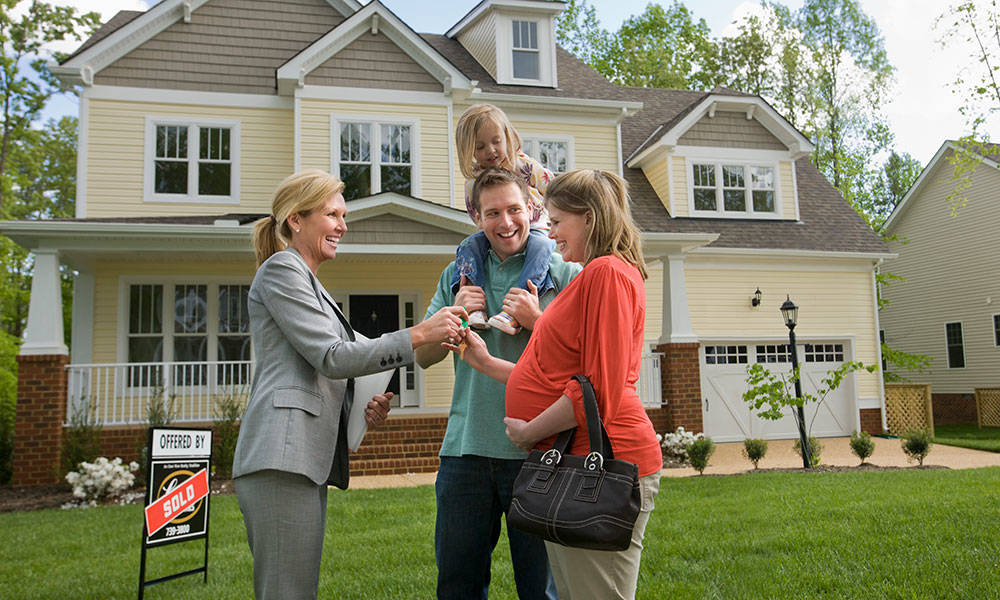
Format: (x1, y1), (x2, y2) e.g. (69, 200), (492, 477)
(455, 103), (522, 179)
(545, 169), (648, 280)
(252, 169), (345, 267)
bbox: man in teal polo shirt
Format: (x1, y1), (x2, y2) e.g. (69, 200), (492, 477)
(417, 168), (580, 600)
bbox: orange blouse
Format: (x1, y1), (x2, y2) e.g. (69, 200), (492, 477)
(506, 255), (663, 477)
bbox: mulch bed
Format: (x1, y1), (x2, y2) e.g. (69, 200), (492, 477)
(0, 480), (235, 513)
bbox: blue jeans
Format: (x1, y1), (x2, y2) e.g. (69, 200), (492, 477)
(435, 455), (558, 600)
(450, 228), (556, 295)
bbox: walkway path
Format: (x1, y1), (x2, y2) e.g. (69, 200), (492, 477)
(349, 437), (1000, 488)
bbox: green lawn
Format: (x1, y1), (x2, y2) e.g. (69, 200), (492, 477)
(933, 424), (1000, 453)
(3, 468), (1000, 599)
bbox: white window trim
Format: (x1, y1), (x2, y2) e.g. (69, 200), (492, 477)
(686, 159), (782, 219)
(993, 313), (1000, 348)
(944, 321), (966, 370)
(495, 13), (555, 87)
(330, 114), (421, 198)
(143, 116), (241, 204)
(520, 133), (574, 174)
(117, 277), (252, 364)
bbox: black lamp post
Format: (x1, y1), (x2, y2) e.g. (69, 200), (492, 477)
(781, 295), (811, 469)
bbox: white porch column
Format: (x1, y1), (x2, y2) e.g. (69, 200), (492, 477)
(70, 270), (95, 364)
(658, 253), (698, 344)
(20, 249), (68, 356)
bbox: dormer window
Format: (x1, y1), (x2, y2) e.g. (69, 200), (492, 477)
(512, 20), (539, 80)
(690, 161), (779, 217)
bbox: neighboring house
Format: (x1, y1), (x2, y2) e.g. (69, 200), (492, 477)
(879, 141), (1000, 424)
(2, 0), (890, 484)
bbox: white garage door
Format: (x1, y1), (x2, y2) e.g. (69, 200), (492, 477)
(699, 342), (857, 442)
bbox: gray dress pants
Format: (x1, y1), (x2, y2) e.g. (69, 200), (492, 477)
(235, 469), (329, 600)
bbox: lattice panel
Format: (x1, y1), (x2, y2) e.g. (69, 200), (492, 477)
(976, 388), (1000, 427)
(885, 384), (934, 436)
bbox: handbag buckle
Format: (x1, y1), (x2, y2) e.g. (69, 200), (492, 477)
(584, 452), (604, 471)
(541, 449), (562, 466)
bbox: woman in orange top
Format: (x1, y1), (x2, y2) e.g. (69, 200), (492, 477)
(457, 169), (662, 600)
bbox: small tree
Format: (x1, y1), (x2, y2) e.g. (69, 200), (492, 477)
(901, 429), (933, 466)
(849, 430), (875, 464)
(742, 438), (768, 469)
(212, 391), (245, 480)
(744, 360), (877, 466)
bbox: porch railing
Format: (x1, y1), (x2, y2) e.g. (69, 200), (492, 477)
(66, 361), (253, 426)
(67, 352), (664, 426)
(639, 350), (664, 408)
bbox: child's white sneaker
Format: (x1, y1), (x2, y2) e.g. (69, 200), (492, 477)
(488, 311), (521, 335)
(468, 310), (490, 330)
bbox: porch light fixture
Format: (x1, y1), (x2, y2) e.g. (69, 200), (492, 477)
(751, 288), (762, 307)
(780, 295), (810, 469)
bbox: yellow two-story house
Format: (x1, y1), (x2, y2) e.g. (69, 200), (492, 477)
(3, 0), (891, 482)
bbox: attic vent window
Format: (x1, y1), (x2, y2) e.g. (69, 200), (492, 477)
(512, 20), (539, 80)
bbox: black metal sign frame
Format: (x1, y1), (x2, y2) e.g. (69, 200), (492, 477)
(137, 426), (212, 600)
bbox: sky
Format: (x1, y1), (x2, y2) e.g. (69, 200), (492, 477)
(32, 0), (998, 166)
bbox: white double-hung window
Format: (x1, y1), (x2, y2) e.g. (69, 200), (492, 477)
(145, 118), (240, 203)
(333, 117), (418, 201)
(512, 20), (540, 80)
(522, 135), (572, 175)
(690, 161), (778, 217)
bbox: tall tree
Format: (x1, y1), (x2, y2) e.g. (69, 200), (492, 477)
(935, 0), (1000, 213)
(554, 0), (608, 68)
(590, 2), (718, 90)
(797, 0), (895, 192)
(0, 0), (98, 212)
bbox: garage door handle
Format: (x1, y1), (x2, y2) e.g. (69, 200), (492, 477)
(703, 397), (708, 411)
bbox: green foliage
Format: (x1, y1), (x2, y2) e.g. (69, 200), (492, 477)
(792, 436), (822, 466)
(60, 398), (102, 476)
(743, 360), (877, 424)
(936, 1), (1000, 139)
(687, 437), (715, 474)
(212, 393), (245, 480)
(0, 331), (17, 484)
(742, 438), (768, 469)
(136, 390), (175, 479)
(901, 429), (934, 466)
(849, 430), (875, 464)
(554, 0), (608, 68)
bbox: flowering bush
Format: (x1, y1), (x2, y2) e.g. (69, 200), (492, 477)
(63, 457), (140, 508)
(656, 426), (704, 465)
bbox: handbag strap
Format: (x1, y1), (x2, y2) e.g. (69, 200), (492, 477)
(549, 375), (615, 460)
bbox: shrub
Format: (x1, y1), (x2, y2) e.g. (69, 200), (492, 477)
(63, 457), (139, 508)
(687, 438), (715, 474)
(850, 430), (875, 464)
(60, 398), (102, 477)
(0, 331), (20, 485)
(742, 438), (768, 469)
(792, 436), (823, 466)
(136, 389), (175, 480)
(212, 392), (245, 480)
(657, 426), (703, 465)
(901, 429), (933, 466)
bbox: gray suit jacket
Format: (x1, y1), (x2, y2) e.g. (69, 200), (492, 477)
(233, 248), (413, 488)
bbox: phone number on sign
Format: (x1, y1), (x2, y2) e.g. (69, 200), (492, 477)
(164, 524), (191, 537)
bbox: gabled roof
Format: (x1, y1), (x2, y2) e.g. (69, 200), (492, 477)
(53, 0), (362, 84)
(446, 0), (566, 39)
(883, 140), (1000, 232)
(277, 1), (474, 96)
(625, 90), (814, 167)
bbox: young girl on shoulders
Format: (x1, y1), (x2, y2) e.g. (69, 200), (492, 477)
(453, 103), (555, 334)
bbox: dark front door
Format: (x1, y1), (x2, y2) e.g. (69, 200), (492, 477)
(349, 295), (400, 397)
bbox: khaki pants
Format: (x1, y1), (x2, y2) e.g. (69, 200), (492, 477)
(544, 473), (660, 600)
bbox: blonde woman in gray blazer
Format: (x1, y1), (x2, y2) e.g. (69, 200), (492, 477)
(234, 170), (467, 600)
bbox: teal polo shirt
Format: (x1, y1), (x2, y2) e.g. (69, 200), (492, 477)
(425, 249), (581, 459)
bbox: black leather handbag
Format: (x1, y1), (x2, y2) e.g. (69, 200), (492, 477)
(507, 375), (641, 551)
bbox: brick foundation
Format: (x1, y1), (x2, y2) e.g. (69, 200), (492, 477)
(656, 342), (703, 434)
(932, 393), (977, 425)
(12, 354), (69, 486)
(859, 408), (884, 435)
